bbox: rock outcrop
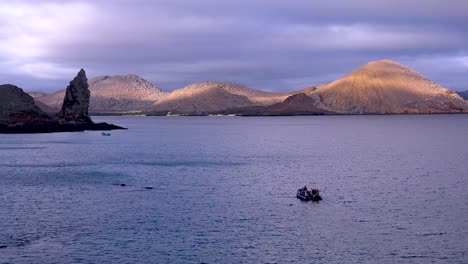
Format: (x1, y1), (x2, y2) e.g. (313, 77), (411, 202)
(0, 84), (61, 133)
(0, 84), (51, 124)
(1, 70), (126, 133)
(58, 69), (92, 123)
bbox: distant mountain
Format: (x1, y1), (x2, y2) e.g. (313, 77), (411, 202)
(317, 60), (468, 114)
(27, 92), (56, 112)
(30, 74), (167, 113)
(26, 61), (468, 115)
(34, 100), (56, 113)
(456, 90), (468, 100)
(28, 90), (63, 112)
(259, 93), (330, 115)
(28, 91), (49, 100)
(151, 81), (291, 113)
(225, 93), (331, 116)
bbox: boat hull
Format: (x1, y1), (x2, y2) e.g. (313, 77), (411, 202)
(296, 192), (322, 202)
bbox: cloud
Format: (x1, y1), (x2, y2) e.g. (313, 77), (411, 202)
(458, 56), (468, 68)
(400, 54), (468, 90)
(269, 24), (465, 51)
(0, 0), (467, 92)
(0, 2), (94, 79)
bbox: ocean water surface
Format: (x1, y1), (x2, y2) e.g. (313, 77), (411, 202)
(1, 115), (467, 263)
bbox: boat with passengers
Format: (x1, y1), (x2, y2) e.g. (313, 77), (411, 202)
(296, 186), (322, 201)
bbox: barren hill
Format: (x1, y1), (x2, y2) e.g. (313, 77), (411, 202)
(152, 82), (291, 113)
(26, 61), (468, 115)
(30, 74), (167, 113)
(28, 91), (49, 100)
(34, 100), (56, 113)
(27, 92), (56, 113)
(317, 60), (468, 114)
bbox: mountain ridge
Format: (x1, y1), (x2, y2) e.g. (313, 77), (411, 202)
(27, 60), (468, 115)
(151, 81), (295, 113)
(30, 74), (167, 113)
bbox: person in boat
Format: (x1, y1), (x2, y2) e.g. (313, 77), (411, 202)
(300, 185), (308, 195)
(311, 188), (319, 199)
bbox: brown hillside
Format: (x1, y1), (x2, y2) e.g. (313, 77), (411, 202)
(318, 60), (468, 113)
(152, 82), (291, 113)
(30, 74), (167, 112)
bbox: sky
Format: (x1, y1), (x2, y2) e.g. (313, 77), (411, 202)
(0, 0), (467, 93)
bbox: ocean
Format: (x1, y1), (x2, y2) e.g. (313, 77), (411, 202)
(1, 115), (467, 263)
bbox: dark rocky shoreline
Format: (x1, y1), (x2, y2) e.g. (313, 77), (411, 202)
(0, 122), (126, 134)
(0, 69), (126, 134)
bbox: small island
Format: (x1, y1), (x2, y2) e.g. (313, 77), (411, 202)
(0, 69), (126, 133)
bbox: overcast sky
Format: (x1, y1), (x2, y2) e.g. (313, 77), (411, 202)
(0, 0), (467, 92)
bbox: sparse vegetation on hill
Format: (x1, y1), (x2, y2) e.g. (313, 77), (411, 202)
(26, 60), (468, 115)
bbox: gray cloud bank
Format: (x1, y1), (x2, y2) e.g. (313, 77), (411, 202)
(0, 0), (467, 92)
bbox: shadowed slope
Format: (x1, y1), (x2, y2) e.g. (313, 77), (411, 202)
(224, 92), (331, 115)
(262, 93), (329, 114)
(34, 100), (56, 113)
(0, 84), (50, 124)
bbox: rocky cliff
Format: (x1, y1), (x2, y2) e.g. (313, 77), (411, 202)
(1, 70), (125, 133)
(0, 84), (51, 125)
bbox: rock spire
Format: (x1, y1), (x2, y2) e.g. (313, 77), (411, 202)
(59, 69), (92, 122)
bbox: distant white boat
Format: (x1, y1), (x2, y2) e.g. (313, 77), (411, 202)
(166, 112), (180, 116)
(208, 114), (237, 117)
